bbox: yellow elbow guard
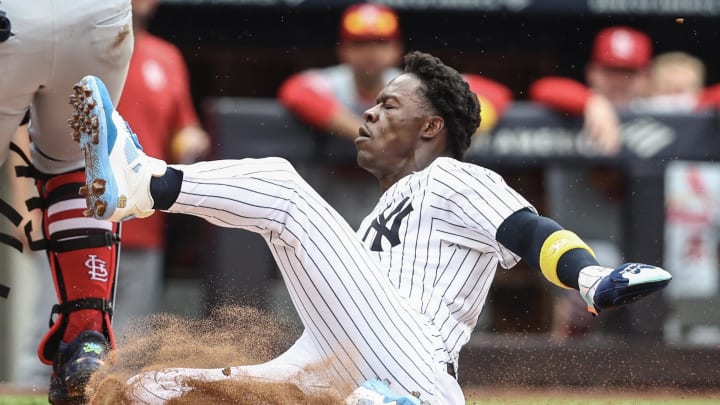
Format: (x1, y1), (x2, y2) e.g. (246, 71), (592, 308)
(539, 230), (595, 289)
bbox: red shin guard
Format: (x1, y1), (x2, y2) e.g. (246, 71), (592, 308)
(36, 170), (119, 365)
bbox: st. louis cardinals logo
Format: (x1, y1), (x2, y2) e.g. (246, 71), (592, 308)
(362, 196), (414, 252)
(85, 254), (109, 282)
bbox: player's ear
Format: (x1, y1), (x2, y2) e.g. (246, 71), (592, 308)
(420, 116), (444, 140)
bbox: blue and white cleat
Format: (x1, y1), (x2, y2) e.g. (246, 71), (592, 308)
(579, 263), (672, 315)
(344, 378), (426, 405)
(70, 75), (166, 222)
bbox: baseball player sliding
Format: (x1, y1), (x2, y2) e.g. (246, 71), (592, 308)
(71, 51), (671, 404)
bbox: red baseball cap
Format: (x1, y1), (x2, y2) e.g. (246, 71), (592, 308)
(591, 26), (652, 69)
(339, 3), (400, 42)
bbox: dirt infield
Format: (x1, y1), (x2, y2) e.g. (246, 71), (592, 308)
(3, 383), (720, 404)
(86, 305), (332, 404)
(3, 305), (720, 404)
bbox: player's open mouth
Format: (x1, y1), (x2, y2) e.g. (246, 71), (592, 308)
(358, 126), (371, 138)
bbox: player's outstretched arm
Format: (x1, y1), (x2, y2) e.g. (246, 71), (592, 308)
(496, 208), (672, 315)
(278, 72), (362, 141)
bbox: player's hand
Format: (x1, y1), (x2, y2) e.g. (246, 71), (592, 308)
(583, 94), (621, 155)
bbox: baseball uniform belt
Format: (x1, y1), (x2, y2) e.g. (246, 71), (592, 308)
(446, 363), (456, 378)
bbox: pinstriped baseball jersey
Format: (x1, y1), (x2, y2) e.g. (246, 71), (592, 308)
(357, 157), (536, 362)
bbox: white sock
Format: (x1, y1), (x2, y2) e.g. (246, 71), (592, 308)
(577, 265), (612, 307)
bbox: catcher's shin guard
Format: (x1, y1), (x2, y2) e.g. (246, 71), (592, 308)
(35, 170), (120, 365)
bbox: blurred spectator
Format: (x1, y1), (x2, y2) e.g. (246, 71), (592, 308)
(650, 52), (704, 98)
(529, 26), (652, 154)
(278, 3), (404, 141)
(634, 51), (720, 113)
(278, 2), (512, 141)
(112, 0), (210, 336)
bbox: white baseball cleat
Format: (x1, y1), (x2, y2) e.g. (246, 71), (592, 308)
(126, 368), (196, 404)
(579, 263), (672, 315)
(126, 366), (334, 404)
(70, 75), (166, 222)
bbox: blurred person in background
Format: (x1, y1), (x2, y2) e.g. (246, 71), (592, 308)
(278, 2), (512, 142)
(529, 26), (653, 339)
(647, 51), (705, 108)
(278, 2), (404, 142)
(112, 0), (210, 336)
(634, 51), (720, 113)
(529, 26), (653, 154)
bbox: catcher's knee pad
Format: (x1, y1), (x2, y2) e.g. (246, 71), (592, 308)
(35, 170), (120, 365)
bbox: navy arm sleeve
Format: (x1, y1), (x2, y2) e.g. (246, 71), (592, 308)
(496, 208), (599, 289)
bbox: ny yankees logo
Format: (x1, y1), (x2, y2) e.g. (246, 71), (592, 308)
(85, 254), (109, 282)
(362, 196), (414, 252)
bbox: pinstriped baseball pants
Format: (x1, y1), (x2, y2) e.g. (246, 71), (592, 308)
(136, 157), (464, 404)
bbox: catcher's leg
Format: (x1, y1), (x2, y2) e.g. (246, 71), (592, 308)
(36, 170), (119, 404)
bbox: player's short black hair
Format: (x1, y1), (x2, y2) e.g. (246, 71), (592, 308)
(402, 51), (480, 160)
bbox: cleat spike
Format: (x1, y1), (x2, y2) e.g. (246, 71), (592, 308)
(95, 201), (106, 217)
(91, 178), (106, 196)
